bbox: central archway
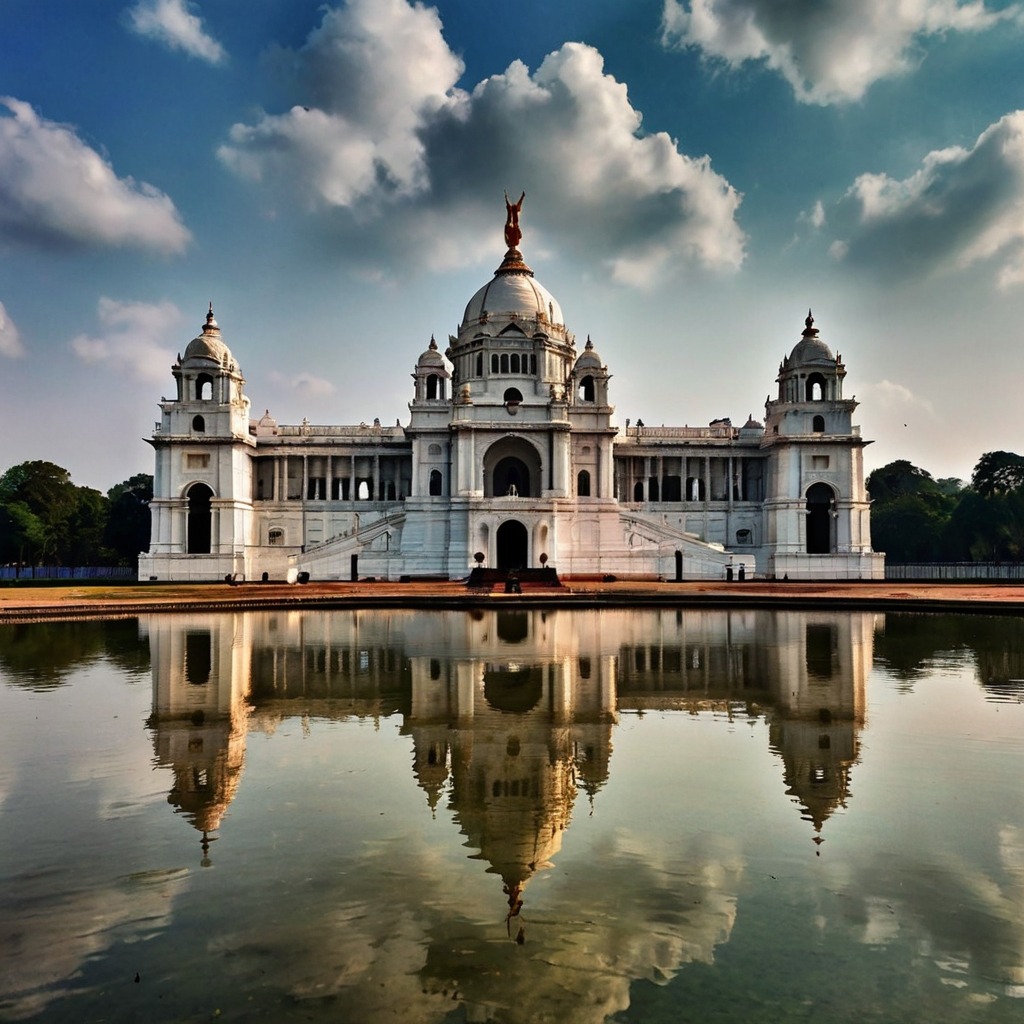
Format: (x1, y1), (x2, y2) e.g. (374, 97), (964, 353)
(483, 437), (542, 498)
(496, 519), (528, 571)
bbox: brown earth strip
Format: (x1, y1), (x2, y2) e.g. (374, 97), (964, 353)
(2, 579), (1024, 623)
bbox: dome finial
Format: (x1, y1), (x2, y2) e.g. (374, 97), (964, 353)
(504, 190), (525, 249)
(429, 334), (437, 350)
(803, 309), (818, 337)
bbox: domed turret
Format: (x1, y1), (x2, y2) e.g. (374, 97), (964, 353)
(183, 304), (235, 369)
(411, 335), (451, 403)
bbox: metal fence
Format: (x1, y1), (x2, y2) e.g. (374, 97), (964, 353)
(885, 563), (1024, 580)
(0, 566), (137, 580)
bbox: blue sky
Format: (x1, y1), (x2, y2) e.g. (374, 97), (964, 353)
(3, 0), (1024, 490)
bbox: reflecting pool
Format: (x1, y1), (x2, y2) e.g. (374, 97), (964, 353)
(2, 608), (1024, 1022)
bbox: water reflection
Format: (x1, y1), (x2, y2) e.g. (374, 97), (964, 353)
(4, 608), (1024, 1022)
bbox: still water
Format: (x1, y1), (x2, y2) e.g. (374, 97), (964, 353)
(1, 608), (1023, 1023)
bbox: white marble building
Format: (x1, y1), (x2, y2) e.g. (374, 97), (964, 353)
(139, 203), (884, 582)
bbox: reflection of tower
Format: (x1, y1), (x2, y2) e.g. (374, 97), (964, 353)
(762, 612), (874, 840)
(147, 614), (253, 864)
(405, 609), (617, 932)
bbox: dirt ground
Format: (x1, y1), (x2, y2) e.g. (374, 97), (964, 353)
(3, 578), (1024, 622)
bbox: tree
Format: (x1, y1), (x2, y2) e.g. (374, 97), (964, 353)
(0, 461), (81, 565)
(866, 460), (955, 562)
(971, 451), (1024, 497)
(105, 474), (153, 565)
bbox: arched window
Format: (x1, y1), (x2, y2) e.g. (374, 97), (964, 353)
(426, 374), (439, 400)
(476, 353), (483, 377)
(428, 443), (442, 456)
(196, 374), (214, 401)
(812, 414), (825, 432)
(357, 481), (370, 500)
(429, 470), (442, 496)
(503, 387), (523, 406)
(633, 481), (644, 502)
(510, 353), (520, 373)
(491, 354), (499, 373)
(805, 373), (826, 401)
(192, 414), (205, 433)
(500, 353), (509, 374)
(268, 528), (284, 546)
(577, 470), (591, 497)
(579, 375), (595, 402)
(530, 355), (537, 374)
(186, 483), (213, 554)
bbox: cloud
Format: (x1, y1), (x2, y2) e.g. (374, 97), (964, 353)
(125, 0), (226, 64)
(0, 98), (191, 254)
(661, 0), (1022, 104)
(831, 111), (1024, 286)
(0, 300), (24, 358)
(267, 370), (337, 398)
(70, 298), (182, 383)
(218, 0), (745, 283)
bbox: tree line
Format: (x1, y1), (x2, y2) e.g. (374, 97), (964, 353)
(867, 451), (1024, 563)
(0, 461), (152, 569)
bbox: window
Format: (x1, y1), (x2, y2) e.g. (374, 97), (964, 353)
(577, 470), (591, 497)
(307, 477), (326, 500)
(269, 528), (284, 546)
(579, 375), (595, 402)
(500, 353), (509, 373)
(805, 373), (826, 401)
(476, 353), (483, 376)
(491, 354), (499, 373)
(736, 528), (751, 545)
(503, 387), (523, 406)
(192, 415), (205, 432)
(426, 374), (439, 400)
(428, 443), (442, 456)
(429, 470), (442, 496)
(196, 374), (214, 400)
(812, 415), (825, 433)
(510, 353), (520, 373)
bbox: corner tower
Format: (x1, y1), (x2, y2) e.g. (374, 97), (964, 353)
(762, 313), (882, 579)
(140, 306), (255, 581)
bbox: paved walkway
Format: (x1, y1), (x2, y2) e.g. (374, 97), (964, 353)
(2, 579), (1024, 623)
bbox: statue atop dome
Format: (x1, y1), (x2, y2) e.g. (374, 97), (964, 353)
(504, 190), (525, 249)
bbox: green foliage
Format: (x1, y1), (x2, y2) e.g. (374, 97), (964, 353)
(971, 450), (1024, 497)
(0, 462), (152, 568)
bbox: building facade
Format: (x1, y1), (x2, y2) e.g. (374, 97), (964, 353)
(139, 205), (884, 582)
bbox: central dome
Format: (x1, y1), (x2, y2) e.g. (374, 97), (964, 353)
(462, 265), (564, 329)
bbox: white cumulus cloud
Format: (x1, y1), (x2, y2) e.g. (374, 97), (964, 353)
(218, 0), (745, 282)
(125, 0), (225, 64)
(833, 111), (1024, 286)
(0, 98), (191, 254)
(70, 298), (182, 383)
(0, 300), (25, 357)
(662, 0), (1022, 104)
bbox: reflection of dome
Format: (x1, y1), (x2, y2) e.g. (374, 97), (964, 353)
(462, 251), (563, 329)
(787, 311), (834, 367)
(183, 305), (234, 366)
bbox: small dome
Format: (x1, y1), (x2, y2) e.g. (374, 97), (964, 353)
(787, 311), (834, 366)
(417, 335), (445, 367)
(574, 336), (603, 371)
(184, 305), (233, 365)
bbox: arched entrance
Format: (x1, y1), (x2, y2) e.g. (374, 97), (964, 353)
(493, 457), (530, 498)
(496, 519), (528, 570)
(484, 437), (542, 498)
(187, 483), (213, 554)
(805, 482), (835, 554)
